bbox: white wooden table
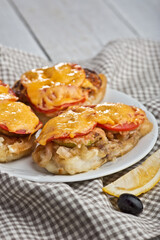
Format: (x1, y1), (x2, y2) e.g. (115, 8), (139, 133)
(0, 0), (160, 62)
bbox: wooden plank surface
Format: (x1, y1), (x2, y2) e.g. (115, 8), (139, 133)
(107, 0), (160, 40)
(0, 0), (46, 58)
(11, 0), (136, 62)
(0, 0), (159, 62)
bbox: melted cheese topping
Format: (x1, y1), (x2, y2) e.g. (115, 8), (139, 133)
(27, 82), (86, 111)
(37, 107), (96, 145)
(37, 103), (146, 145)
(21, 63), (86, 86)
(94, 103), (145, 126)
(0, 83), (18, 102)
(0, 102), (41, 134)
(20, 63), (96, 110)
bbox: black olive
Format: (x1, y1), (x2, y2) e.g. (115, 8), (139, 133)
(117, 193), (143, 215)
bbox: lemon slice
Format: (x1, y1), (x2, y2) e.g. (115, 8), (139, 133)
(103, 149), (160, 197)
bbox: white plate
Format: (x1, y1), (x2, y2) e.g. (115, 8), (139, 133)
(0, 87), (158, 182)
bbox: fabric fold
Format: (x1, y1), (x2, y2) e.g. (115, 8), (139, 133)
(0, 40), (159, 240)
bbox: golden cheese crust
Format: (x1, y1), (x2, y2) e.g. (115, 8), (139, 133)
(32, 118), (153, 175)
(12, 64), (107, 123)
(0, 134), (36, 163)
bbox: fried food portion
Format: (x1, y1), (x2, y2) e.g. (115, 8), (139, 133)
(0, 134), (36, 162)
(33, 118), (153, 175)
(0, 79), (42, 162)
(12, 63), (107, 123)
(32, 103), (153, 175)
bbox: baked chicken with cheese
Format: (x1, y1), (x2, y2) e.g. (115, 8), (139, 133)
(32, 103), (153, 175)
(0, 80), (42, 162)
(12, 63), (107, 123)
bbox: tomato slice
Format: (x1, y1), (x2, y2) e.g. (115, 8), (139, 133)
(46, 124), (97, 143)
(97, 122), (140, 131)
(32, 96), (86, 114)
(0, 123), (9, 132)
(0, 122), (42, 135)
(37, 107), (97, 145)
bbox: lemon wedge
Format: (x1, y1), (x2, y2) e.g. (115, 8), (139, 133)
(103, 149), (160, 197)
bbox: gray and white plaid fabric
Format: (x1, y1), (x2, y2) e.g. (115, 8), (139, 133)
(0, 39), (159, 240)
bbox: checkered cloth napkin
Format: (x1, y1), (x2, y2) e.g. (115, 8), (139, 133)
(0, 39), (159, 240)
